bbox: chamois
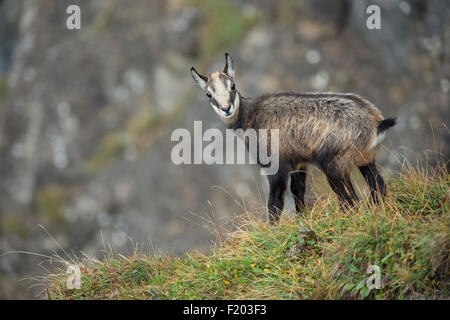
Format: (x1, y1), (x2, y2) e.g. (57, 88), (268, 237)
(191, 53), (396, 224)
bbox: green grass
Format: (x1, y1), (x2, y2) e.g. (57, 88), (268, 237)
(43, 162), (449, 299)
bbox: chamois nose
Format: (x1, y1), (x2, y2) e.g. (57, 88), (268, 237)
(223, 105), (231, 113)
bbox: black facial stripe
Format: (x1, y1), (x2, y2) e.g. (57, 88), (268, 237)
(229, 91), (236, 106)
(210, 97), (219, 108)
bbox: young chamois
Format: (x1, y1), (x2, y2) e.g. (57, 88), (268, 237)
(191, 53), (396, 224)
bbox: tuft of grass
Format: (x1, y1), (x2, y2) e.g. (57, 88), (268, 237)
(43, 162), (449, 299)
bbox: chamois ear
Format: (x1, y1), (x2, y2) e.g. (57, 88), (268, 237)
(223, 53), (234, 78)
(191, 67), (208, 90)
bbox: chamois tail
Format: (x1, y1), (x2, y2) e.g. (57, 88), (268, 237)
(378, 118), (396, 133)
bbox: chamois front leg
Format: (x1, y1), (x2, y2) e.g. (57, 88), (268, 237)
(267, 172), (288, 224)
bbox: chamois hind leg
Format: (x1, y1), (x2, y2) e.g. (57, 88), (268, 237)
(359, 162), (386, 203)
(321, 161), (358, 209)
(267, 172), (288, 224)
(290, 169), (307, 214)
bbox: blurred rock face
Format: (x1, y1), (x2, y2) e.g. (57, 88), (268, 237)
(0, 0), (448, 298)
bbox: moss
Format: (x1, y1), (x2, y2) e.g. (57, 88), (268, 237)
(35, 185), (68, 228)
(125, 108), (157, 139)
(0, 212), (28, 238)
(85, 132), (125, 174)
(91, 9), (114, 34)
(189, 0), (262, 57)
(276, 0), (301, 26)
(0, 77), (8, 102)
(85, 108), (158, 175)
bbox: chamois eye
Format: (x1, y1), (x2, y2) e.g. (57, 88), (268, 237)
(206, 92), (212, 98)
(231, 83), (235, 91)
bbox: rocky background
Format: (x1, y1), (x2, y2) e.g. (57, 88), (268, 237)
(0, 0), (448, 299)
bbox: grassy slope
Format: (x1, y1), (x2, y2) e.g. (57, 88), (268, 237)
(44, 163), (449, 300)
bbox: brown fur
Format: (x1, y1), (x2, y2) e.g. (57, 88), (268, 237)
(191, 54), (395, 223)
(229, 92), (385, 174)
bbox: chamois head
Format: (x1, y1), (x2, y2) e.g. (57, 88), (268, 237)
(191, 53), (240, 122)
